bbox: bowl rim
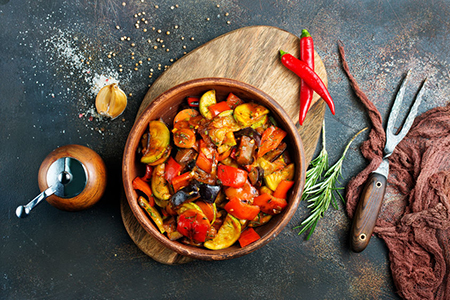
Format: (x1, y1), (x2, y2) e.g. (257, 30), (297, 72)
(122, 77), (306, 260)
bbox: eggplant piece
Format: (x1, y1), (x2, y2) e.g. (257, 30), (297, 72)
(193, 166), (216, 185)
(263, 142), (287, 162)
(175, 148), (198, 168)
(198, 183), (221, 203)
(236, 135), (256, 166)
(186, 159), (197, 171)
(281, 149), (292, 165)
(234, 127), (261, 147)
(170, 182), (200, 206)
(248, 166), (263, 187)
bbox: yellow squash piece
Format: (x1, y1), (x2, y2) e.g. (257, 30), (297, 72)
(204, 213), (241, 250)
(141, 120), (170, 164)
(264, 163), (295, 191)
(151, 163), (171, 201)
(176, 202), (202, 215)
(233, 103), (269, 127)
(199, 90), (217, 120)
(138, 196), (165, 234)
(208, 114), (241, 146)
(95, 83), (127, 119)
(250, 114), (269, 130)
(147, 145), (172, 166)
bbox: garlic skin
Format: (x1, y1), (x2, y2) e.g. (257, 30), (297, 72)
(95, 83), (127, 119)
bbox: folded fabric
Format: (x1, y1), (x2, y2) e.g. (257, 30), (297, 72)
(339, 42), (450, 300)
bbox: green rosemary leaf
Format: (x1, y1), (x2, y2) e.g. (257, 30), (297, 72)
(295, 125), (368, 240)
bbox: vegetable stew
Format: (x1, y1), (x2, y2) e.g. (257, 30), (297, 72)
(133, 90), (295, 250)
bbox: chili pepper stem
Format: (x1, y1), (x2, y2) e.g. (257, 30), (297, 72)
(301, 29), (311, 38)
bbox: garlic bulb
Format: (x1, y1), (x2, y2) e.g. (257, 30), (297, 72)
(95, 83), (127, 119)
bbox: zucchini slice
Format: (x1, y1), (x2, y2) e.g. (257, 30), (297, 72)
(233, 103), (269, 127)
(141, 120), (171, 164)
(204, 213), (241, 250)
(264, 163), (295, 191)
(199, 90), (217, 120)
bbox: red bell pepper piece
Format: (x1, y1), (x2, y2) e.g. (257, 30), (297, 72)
(230, 147), (237, 160)
(217, 164), (247, 188)
(196, 152), (213, 173)
(196, 201), (215, 223)
(132, 176), (155, 206)
(164, 157), (183, 184)
(224, 197), (260, 220)
(218, 147), (233, 161)
(199, 139), (216, 159)
(172, 171), (193, 191)
(253, 193), (287, 215)
(187, 96), (199, 107)
(226, 93), (244, 109)
(273, 180), (295, 199)
(224, 179), (259, 202)
(208, 101), (231, 117)
(280, 50), (335, 115)
(299, 29), (315, 125)
(177, 209), (210, 243)
(238, 228), (261, 247)
(257, 126), (287, 158)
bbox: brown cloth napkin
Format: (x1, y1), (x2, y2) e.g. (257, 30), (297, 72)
(339, 42), (450, 300)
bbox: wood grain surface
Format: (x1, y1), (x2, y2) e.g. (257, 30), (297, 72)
(121, 26), (327, 264)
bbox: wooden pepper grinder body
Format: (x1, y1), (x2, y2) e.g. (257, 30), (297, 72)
(37, 144), (107, 211)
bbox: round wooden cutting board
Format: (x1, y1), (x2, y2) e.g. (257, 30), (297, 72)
(121, 26), (327, 264)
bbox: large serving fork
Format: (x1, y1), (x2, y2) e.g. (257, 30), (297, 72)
(350, 71), (427, 252)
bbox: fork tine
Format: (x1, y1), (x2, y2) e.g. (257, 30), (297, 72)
(395, 78), (427, 140)
(386, 70), (411, 137)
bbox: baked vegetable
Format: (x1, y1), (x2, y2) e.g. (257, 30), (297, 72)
(141, 120), (171, 164)
(199, 89), (217, 119)
(233, 103), (269, 127)
(204, 214), (241, 250)
(134, 90), (296, 250)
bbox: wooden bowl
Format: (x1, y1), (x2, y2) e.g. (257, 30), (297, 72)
(122, 78), (306, 261)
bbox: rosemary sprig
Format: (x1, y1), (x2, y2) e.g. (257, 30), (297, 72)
(302, 121), (328, 201)
(295, 123), (367, 240)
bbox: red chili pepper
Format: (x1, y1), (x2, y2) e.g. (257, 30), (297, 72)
(280, 50), (335, 115)
(238, 227), (261, 248)
(299, 29), (315, 125)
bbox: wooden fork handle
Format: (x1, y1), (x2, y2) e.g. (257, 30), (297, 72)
(350, 173), (387, 253)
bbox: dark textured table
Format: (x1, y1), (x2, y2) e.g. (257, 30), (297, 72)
(2, 1), (449, 299)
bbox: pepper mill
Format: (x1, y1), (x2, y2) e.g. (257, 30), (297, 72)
(16, 145), (107, 218)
